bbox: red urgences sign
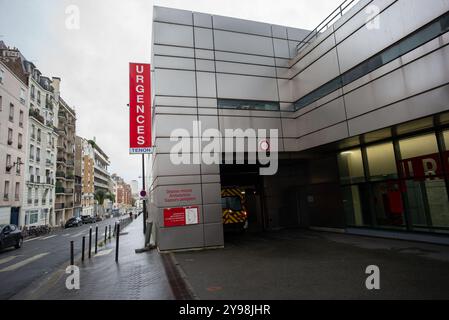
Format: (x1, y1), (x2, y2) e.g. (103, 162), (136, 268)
(129, 63), (152, 154)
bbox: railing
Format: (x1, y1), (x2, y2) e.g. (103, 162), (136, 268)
(55, 203), (65, 210)
(296, 0), (358, 54)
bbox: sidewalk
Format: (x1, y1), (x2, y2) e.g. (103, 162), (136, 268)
(174, 229), (449, 300)
(14, 215), (177, 300)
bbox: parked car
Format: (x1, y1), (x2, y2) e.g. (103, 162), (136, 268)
(0, 224), (23, 250)
(81, 215), (95, 224)
(95, 216), (103, 222)
(65, 217), (83, 228)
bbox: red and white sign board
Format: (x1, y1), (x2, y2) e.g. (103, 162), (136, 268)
(129, 63), (152, 154)
(164, 207), (199, 227)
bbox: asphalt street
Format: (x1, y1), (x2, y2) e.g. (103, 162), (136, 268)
(0, 217), (117, 300)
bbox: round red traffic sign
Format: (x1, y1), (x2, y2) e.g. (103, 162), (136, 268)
(140, 190), (147, 198)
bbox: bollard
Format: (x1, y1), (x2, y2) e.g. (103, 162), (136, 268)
(82, 236), (85, 262)
(70, 241), (74, 266)
(104, 226), (107, 244)
(115, 223), (120, 263)
(88, 227), (92, 259)
(113, 222), (116, 237)
(109, 225), (111, 240)
(95, 225), (98, 254)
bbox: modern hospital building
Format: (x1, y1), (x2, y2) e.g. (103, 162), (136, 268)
(149, 0), (449, 251)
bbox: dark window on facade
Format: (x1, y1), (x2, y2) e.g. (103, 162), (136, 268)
(218, 99), (280, 111)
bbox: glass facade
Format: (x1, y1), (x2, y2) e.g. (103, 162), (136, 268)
(339, 130), (449, 233)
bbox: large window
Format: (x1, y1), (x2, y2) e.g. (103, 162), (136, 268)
(294, 11), (449, 111)
(340, 131), (449, 231)
(366, 142), (398, 181)
(337, 149), (365, 185)
(218, 99), (280, 111)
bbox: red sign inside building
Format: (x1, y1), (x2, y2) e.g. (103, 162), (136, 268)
(398, 152), (447, 180)
(164, 207), (199, 227)
(129, 63), (152, 154)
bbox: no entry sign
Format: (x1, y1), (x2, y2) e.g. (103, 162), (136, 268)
(129, 63), (152, 154)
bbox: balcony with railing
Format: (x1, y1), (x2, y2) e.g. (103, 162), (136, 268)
(56, 171), (66, 179)
(29, 108), (45, 125)
(56, 186), (65, 194)
(55, 203), (65, 210)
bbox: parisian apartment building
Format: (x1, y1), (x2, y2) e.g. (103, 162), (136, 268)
(111, 174), (133, 211)
(0, 45), (28, 226)
(0, 41), (83, 228)
(75, 136), (113, 217)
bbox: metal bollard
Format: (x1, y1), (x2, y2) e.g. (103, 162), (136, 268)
(82, 236), (85, 262)
(70, 241), (74, 266)
(104, 226), (107, 244)
(115, 223), (120, 263)
(88, 227), (92, 259)
(95, 225), (98, 254)
(113, 222), (116, 237)
(109, 225), (111, 240)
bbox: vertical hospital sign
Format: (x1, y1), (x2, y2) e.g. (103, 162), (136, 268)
(129, 63), (152, 154)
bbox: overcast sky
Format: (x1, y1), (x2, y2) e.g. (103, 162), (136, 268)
(0, 0), (344, 188)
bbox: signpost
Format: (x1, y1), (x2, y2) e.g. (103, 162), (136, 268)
(129, 62), (152, 234)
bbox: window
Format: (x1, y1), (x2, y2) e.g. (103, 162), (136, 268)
(3, 181), (10, 200)
(218, 99), (280, 111)
(27, 187), (32, 204)
(366, 142), (398, 181)
(36, 148), (41, 162)
(0, 95), (2, 111)
(20, 88), (26, 104)
(18, 133), (23, 149)
(7, 128), (13, 145)
(294, 11), (449, 111)
(37, 129), (41, 142)
(37, 91), (41, 105)
(30, 145), (35, 160)
(337, 149), (365, 184)
(16, 157), (21, 175)
(36, 168), (40, 183)
(5, 154), (12, 173)
(0, 68), (4, 84)
(29, 211), (39, 224)
(15, 183), (20, 201)
(19, 110), (24, 128)
(9, 103), (14, 122)
(31, 125), (36, 140)
(31, 85), (35, 100)
(399, 133), (449, 229)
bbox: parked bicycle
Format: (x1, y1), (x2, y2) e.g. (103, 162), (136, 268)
(20, 225), (52, 238)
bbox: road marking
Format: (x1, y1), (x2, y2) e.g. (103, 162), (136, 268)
(41, 235), (57, 240)
(0, 256), (20, 265)
(24, 237), (42, 242)
(0, 253), (49, 273)
(62, 234), (71, 237)
(72, 232), (85, 238)
(95, 249), (112, 257)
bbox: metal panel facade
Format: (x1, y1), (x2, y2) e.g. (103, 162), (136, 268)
(150, 2), (449, 251)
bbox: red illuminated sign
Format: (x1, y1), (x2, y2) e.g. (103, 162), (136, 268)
(129, 63), (152, 154)
(164, 207), (199, 227)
